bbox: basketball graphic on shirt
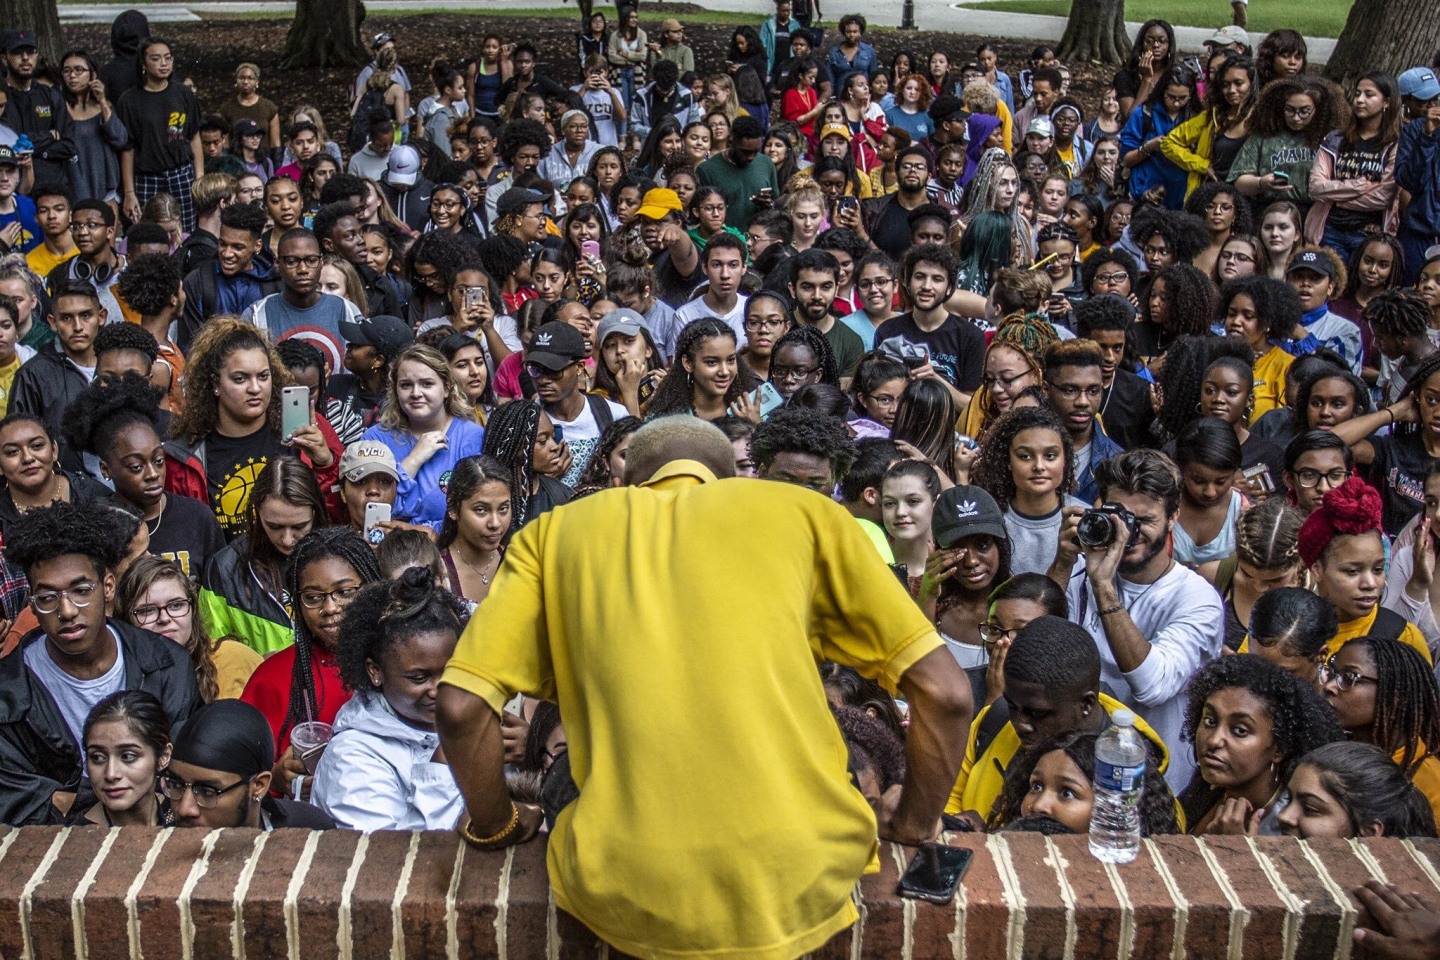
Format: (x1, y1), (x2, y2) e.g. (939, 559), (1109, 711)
(217, 458), (267, 531)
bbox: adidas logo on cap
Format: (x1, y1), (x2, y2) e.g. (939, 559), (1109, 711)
(957, 499), (978, 517)
(535, 332), (553, 346)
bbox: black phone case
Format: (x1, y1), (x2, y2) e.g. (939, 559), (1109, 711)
(897, 843), (973, 905)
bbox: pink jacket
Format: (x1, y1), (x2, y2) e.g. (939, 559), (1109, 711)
(1304, 130), (1399, 243)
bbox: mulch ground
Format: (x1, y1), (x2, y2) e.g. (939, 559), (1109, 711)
(62, 7), (1110, 136)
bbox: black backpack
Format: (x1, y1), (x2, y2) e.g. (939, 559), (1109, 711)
(348, 90), (392, 152)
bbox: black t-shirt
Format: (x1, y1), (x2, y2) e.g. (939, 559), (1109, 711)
(1326, 135), (1388, 231)
(869, 200), (915, 261)
(1366, 432), (1428, 537)
(324, 374), (386, 446)
(652, 250), (701, 310)
(115, 81), (201, 173)
(873, 312), (986, 392)
(1098, 369), (1152, 450)
(146, 492), (225, 580)
(204, 426), (288, 541)
(1113, 67), (1142, 103)
(1240, 433), (1286, 497)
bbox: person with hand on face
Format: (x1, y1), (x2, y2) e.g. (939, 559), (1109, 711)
(325, 315), (414, 445)
(0, 498), (201, 826)
(1180, 654), (1343, 835)
(242, 229), (361, 375)
(526, 317), (626, 486)
(70, 690), (174, 826)
(1, 28), (74, 192)
(10, 280), (105, 476)
(875, 243), (986, 411)
(178, 202), (280, 352)
(592, 308), (665, 417)
(1050, 449), (1224, 791)
(1278, 741), (1437, 841)
(697, 115), (779, 233)
(166, 698), (336, 830)
(312, 566), (466, 831)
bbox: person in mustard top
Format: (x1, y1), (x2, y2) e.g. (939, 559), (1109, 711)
(1276, 742), (1437, 840)
(1321, 636), (1440, 826)
(437, 417), (973, 960)
(1296, 476), (1433, 663)
(1219, 274), (1298, 423)
(945, 616), (1171, 827)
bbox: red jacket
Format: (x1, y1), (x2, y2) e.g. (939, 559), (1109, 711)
(164, 414), (345, 520)
(240, 642), (350, 755)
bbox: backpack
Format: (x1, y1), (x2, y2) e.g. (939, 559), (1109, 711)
(348, 88), (392, 153)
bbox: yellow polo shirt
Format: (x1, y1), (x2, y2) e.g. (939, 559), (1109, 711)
(442, 460), (942, 960)
(1250, 345), (1293, 423)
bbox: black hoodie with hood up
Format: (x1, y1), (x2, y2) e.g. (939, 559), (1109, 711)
(99, 10), (150, 104)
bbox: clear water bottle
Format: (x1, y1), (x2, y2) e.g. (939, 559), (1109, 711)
(1089, 709), (1147, 864)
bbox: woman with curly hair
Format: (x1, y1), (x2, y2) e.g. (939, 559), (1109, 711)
(405, 231), (479, 328)
(987, 731), (1179, 835)
(1219, 275), (1302, 421)
(1129, 205), (1211, 275)
(480, 399), (572, 533)
(574, 416), (643, 493)
(117, 554), (260, 702)
(1277, 741), (1436, 840)
(361, 344), (484, 531)
(62, 373), (224, 578)
(648, 318), (759, 419)
(1321, 636), (1440, 824)
(833, 703), (907, 807)
(166, 318), (340, 538)
(311, 565), (468, 831)
(1135, 262), (1217, 370)
(239, 526), (382, 798)
(1186, 181), (1253, 278)
(1295, 476), (1430, 661)
(971, 406), (1080, 577)
(1180, 653), (1344, 834)
(1230, 76), (1341, 215)
(1255, 29), (1308, 91)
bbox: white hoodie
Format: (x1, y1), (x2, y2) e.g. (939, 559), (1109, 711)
(312, 693), (464, 832)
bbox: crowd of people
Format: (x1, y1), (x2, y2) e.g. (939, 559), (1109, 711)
(1, 4), (1440, 958)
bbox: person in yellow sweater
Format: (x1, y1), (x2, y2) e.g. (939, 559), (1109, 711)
(1297, 476), (1433, 663)
(1320, 636), (1440, 827)
(944, 615), (1171, 827)
(1159, 52), (1256, 203)
(1219, 274), (1297, 422)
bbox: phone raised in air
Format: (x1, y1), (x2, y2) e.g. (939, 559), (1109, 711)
(580, 239), (601, 261)
(281, 386), (310, 441)
(897, 843), (973, 905)
(363, 502), (392, 545)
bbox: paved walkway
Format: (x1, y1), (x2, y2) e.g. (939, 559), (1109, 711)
(56, 0), (1335, 60)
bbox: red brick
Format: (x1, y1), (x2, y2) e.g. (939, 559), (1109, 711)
(346, 831), (416, 960)
(0, 827), (66, 959)
(184, 828), (259, 959)
(295, 829), (364, 960)
(237, 827), (317, 959)
(1148, 835), (1242, 958)
(28, 827), (110, 960)
(398, 831), (467, 957)
(1203, 834), (1292, 958)
(76, 826), (168, 959)
(1000, 833), (1074, 957)
(133, 827), (214, 960)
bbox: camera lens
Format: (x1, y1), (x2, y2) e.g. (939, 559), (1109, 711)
(1076, 511), (1115, 549)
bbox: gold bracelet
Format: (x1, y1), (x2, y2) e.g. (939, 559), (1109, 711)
(460, 803), (520, 847)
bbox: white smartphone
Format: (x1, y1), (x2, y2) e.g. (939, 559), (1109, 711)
(281, 386), (310, 440)
(363, 502), (392, 545)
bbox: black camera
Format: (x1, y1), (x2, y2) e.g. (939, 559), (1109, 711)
(1076, 503), (1141, 549)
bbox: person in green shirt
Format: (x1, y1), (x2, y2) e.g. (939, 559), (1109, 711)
(788, 247), (865, 383)
(697, 115), (779, 231)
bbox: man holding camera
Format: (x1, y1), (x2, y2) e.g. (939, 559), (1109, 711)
(1048, 449), (1222, 791)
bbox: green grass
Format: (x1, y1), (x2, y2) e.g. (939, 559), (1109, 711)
(202, 6), (775, 24)
(954, 0), (1351, 38)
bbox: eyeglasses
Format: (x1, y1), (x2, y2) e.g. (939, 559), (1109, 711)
(278, 254), (321, 268)
(70, 221), (107, 234)
(1093, 271), (1129, 284)
(1284, 106), (1315, 119)
(130, 597), (192, 625)
(1219, 250), (1255, 263)
(898, 161), (929, 172)
(1319, 658), (1377, 692)
(863, 393), (900, 408)
(298, 586), (362, 609)
(32, 581), (99, 614)
(1047, 382), (1104, 401)
(977, 621), (1018, 651)
(1292, 467), (1349, 489)
(160, 771), (254, 808)
(430, 199), (464, 211)
(771, 364), (819, 382)
(744, 317), (787, 331)
(60, 65), (90, 75)
(858, 277), (895, 290)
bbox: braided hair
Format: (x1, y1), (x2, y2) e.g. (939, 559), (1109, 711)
(1366, 289), (1432, 339)
(1345, 637), (1440, 777)
(481, 399), (542, 534)
(771, 324), (839, 386)
(972, 405), (1075, 509)
(282, 527), (382, 739)
(1235, 496), (1305, 573)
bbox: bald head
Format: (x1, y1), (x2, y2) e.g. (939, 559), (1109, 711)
(624, 416), (738, 485)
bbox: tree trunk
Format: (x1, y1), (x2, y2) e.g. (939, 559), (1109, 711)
(1325, 0), (1440, 92)
(280, 0), (368, 70)
(0, 0), (62, 65)
(1056, 0), (1129, 66)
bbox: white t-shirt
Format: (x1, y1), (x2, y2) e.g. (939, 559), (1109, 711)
(24, 627), (126, 749)
(549, 394), (628, 487)
(673, 294), (749, 350)
(1065, 560), (1223, 792)
(572, 85), (620, 146)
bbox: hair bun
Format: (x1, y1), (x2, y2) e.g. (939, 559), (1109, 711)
(1322, 476), (1382, 535)
(396, 564), (435, 599)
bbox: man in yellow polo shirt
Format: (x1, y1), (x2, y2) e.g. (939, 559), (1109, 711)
(439, 417), (972, 960)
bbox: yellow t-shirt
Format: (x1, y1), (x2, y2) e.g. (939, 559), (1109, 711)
(25, 243), (76, 278)
(1401, 747), (1440, 827)
(442, 460), (942, 960)
(1236, 606), (1432, 663)
(0, 352), (20, 417)
(1250, 345), (1293, 424)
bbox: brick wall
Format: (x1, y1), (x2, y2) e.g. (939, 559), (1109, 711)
(1, 826), (1437, 959)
